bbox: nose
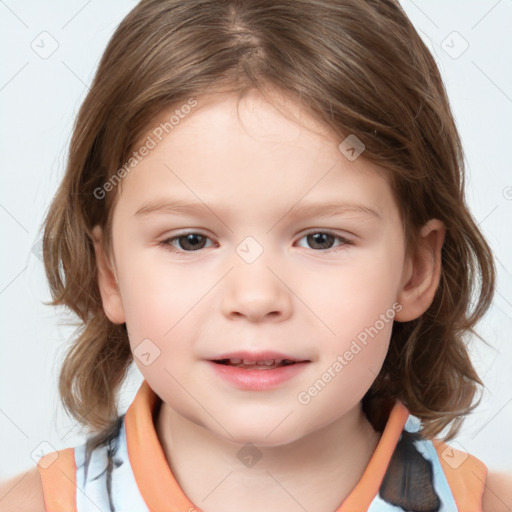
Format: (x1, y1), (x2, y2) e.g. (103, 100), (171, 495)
(220, 252), (293, 323)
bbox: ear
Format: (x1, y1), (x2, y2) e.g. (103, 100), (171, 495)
(394, 219), (446, 322)
(91, 225), (126, 324)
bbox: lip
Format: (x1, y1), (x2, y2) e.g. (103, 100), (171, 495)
(207, 351), (310, 391)
(210, 350), (307, 363)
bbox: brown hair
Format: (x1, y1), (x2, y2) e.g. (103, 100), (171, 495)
(42, 0), (495, 449)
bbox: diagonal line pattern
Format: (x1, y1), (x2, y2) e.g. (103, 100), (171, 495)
(61, 60), (91, 90)
(496, 289), (512, 310)
(163, 163), (234, 233)
(470, 397), (512, 440)
(266, 163), (337, 234)
(472, 61), (512, 105)
(163, 267), (234, 337)
(0, 61), (28, 92)
(61, 0), (93, 30)
(0, 203), (29, 233)
(471, 0), (503, 30)
(265, 410), (294, 438)
(200, 470), (234, 502)
(265, 266), (336, 335)
(0, 472), (29, 503)
(0, 62), (29, 92)
(163, 367), (234, 438)
(472, 467), (511, 509)
(405, 0), (439, 29)
(60, 403), (99, 440)
(471, 470), (510, 510)
(476, 204), (499, 226)
(266, 470), (309, 511)
(0, 408), (29, 439)
(494, 255), (510, 277)
(0, 265), (28, 296)
(0, 0), (29, 28)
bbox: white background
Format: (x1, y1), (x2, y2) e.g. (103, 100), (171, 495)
(1, 0), (511, 482)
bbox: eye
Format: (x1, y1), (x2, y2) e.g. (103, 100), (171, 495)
(159, 232), (216, 253)
(296, 231), (353, 252)
(159, 230), (353, 255)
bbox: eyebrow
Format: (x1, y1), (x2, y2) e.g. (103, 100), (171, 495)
(135, 199), (213, 217)
(287, 201), (381, 220)
(134, 198), (381, 220)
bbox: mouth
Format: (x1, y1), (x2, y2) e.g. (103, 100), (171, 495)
(207, 353), (310, 390)
(212, 358), (300, 370)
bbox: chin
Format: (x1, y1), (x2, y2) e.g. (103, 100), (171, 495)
(213, 417), (309, 448)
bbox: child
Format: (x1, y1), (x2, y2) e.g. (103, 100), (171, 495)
(1, 0), (511, 510)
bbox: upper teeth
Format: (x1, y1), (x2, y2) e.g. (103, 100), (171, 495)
(229, 359), (287, 365)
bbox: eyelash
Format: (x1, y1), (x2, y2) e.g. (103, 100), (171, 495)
(158, 230), (354, 255)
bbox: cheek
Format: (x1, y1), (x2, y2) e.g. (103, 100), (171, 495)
(295, 271), (397, 427)
(116, 258), (202, 396)
(300, 242), (402, 396)
(116, 251), (206, 338)
(310, 250), (403, 342)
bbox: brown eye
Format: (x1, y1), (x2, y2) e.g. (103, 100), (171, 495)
(176, 233), (207, 251)
(306, 232), (336, 250)
(160, 232), (213, 253)
(297, 231), (353, 252)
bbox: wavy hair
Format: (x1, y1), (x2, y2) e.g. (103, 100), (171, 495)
(42, 0), (495, 451)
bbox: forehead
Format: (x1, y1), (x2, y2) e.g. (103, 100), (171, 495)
(114, 90), (397, 223)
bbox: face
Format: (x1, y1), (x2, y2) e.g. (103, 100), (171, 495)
(96, 90), (416, 446)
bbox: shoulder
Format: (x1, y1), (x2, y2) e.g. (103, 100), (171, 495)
(482, 470), (512, 512)
(0, 465), (47, 512)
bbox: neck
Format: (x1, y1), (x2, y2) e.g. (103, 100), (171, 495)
(155, 401), (382, 512)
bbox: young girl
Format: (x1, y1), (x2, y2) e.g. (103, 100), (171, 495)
(1, 0), (511, 510)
